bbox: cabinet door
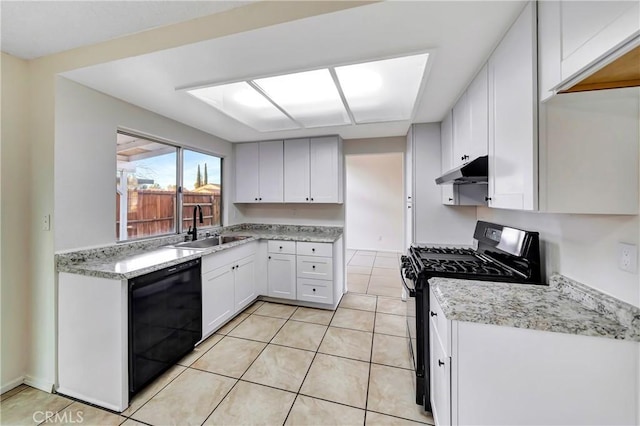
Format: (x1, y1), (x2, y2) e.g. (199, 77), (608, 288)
(452, 91), (471, 167)
(309, 136), (342, 203)
(405, 127), (414, 247)
(560, 1), (639, 80)
(468, 64), (489, 160)
(202, 265), (235, 338)
(235, 143), (260, 202)
(488, 1), (537, 210)
(233, 255), (256, 312)
(284, 138), (311, 202)
(430, 317), (451, 426)
(267, 253), (296, 300)
(258, 141), (284, 202)
(440, 111), (455, 205)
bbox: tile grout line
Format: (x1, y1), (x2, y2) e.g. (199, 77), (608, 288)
(281, 306), (338, 425)
(362, 294), (378, 425)
(199, 304), (295, 426)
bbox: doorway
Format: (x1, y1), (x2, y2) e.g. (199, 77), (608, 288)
(345, 152), (404, 253)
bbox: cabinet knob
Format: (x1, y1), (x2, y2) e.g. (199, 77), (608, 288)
(231, 266), (235, 270)
(430, 311), (437, 317)
(259, 198), (262, 201)
(448, 198), (453, 201)
(438, 359), (445, 367)
(312, 265), (316, 269)
(306, 197), (309, 201)
(485, 196), (492, 202)
(310, 198), (314, 201)
(408, 196), (411, 199)
(236, 265), (239, 268)
(254, 198), (258, 201)
(279, 246), (283, 249)
(408, 205), (412, 209)
(312, 248), (315, 252)
(268, 256), (271, 260)
(312, 288), (316, 292)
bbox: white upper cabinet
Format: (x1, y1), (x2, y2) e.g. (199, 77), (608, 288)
(452, 91), (471, 167)
(258, 141), (284, 202)
(284, 136), (344, 203)
(440, 111), (455, 205)
(284, 138), (311, 202)
(235, 141), (284, 203)
(538, 1), (640, 98)
(468, 64), (489, 160)
(451, 65), (489, 168)
(487, 1), (538, 210)
(234, 142), (260, 203)
(310, 136), (343, 203)
(560, 1), (639, 81)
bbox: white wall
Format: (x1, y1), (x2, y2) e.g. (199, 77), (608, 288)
(412, 123), (478, 245)
(1, 53), (31, 392)
(478, 210), (639, 307)
(346, 153), (404, 251)
(54, 77), (234, 251)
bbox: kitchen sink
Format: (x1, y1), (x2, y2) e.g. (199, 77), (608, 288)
(219, 235), (250, 244)
(168, 235), (250, 250)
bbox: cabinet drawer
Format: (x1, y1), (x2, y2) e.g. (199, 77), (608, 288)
(429, 289), (450, 354)
(296, 241), (332, 257)
(297, 256), (332, 280)
(297, 278), (333, 303)
(267, 240), (296, 255)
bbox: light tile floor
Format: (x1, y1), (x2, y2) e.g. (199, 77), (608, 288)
(1, 252), (433, 426)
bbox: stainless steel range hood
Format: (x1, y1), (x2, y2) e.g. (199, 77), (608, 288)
(435, 155), (488, 185)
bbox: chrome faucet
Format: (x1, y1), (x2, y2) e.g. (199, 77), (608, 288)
(187, 204), (203, 241)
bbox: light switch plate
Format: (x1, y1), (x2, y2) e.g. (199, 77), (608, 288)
(618, 243), (637, 273)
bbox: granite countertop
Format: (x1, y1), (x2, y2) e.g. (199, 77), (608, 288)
(56, 223), (343, 280)
(429, 275), (640, 342)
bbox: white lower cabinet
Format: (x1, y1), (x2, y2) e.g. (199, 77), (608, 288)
(234, 255), (256, 311)
(429, 288), (638, 426)
(201, 242), (258, 339)
(264, 239), (344, 307)
(202, 265), (235, 339)
(267, 253), (296, 300)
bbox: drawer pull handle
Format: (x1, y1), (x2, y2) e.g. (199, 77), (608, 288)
(438, 360), (445, 367)
(430, 311), (437, 317)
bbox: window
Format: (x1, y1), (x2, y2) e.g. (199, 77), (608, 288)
(116, 132), (222, 241)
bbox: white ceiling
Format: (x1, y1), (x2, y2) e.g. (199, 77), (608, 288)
(59, 1), (526, 142)
(0, 1), (252, 59)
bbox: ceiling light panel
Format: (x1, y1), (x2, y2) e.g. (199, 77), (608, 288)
(187, 82), (299, 132)
(254, 69), (351, 128)
(336, 53), (429, 123)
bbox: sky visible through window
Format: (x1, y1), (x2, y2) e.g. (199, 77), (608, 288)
(131, 150), (221, 190)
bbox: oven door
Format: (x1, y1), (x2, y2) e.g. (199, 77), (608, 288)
(400, 258), (425, 406)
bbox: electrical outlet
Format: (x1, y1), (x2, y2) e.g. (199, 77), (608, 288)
(618, 243), (637, 273)
(42, 214), (50, 231)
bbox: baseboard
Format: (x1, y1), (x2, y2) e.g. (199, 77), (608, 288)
(346, 247), (402, 254)
(1, 376), (25, 394)
(24, 375), (54, 393)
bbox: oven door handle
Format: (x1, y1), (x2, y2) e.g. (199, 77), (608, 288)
(400, 267), (416, 297)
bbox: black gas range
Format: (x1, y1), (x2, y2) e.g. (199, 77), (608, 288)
(400, 221), (543, 412)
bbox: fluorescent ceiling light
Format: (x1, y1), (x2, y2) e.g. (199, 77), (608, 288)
(254, 69), (350, 128)
(336, 53), (429, 123)
(184, 52), (429, 132)
(187, 82), (299, 132)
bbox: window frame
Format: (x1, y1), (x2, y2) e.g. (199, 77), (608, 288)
(116, 130), (224, 242)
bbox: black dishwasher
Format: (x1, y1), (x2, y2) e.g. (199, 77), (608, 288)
(129, 259), (202, 396)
